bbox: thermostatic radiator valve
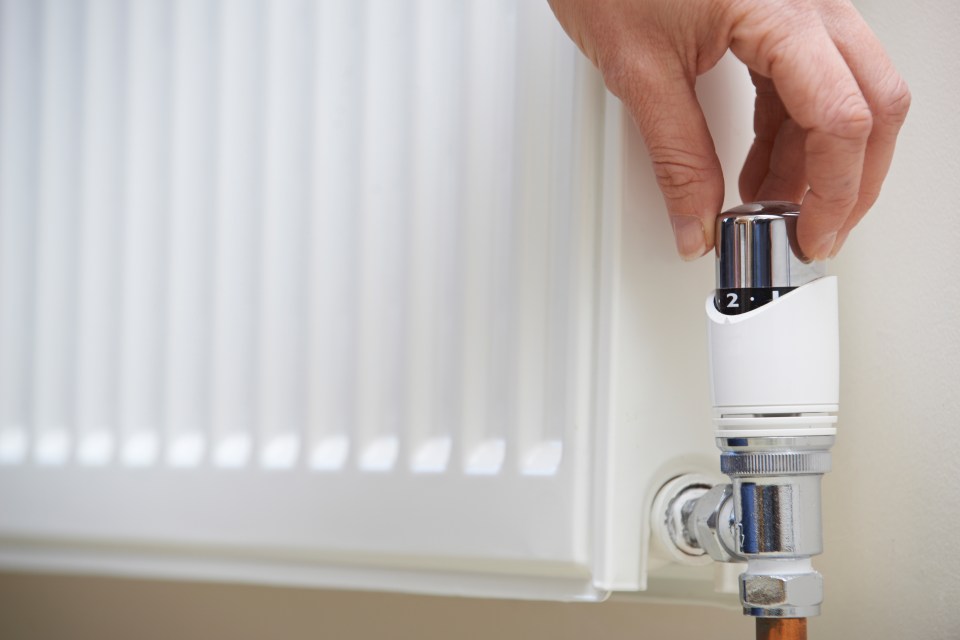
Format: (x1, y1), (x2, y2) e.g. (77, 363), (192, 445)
(655, 202), (840, 623)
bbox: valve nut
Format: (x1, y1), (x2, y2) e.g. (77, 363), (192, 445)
(691, 484), (739, 563)
(740, 571), (823, 618)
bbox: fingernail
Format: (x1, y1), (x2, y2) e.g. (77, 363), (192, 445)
(812, 232), (839, 261)
(671, 216), (707, 261)
(828, 231), (849, 259)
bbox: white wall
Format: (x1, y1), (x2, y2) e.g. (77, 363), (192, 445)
(0, 0), (957, 638)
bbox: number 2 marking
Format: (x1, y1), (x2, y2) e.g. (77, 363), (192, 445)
(726, 292), (739, 308)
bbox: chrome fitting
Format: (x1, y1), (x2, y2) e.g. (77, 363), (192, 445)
(651, 476), (740, 565)
(650, 475), (716, 566)
(690, 484), (738, 563)
(741, 569), (823, 618)
(719, 435), (832, 559)
(719, 433), (833, 617)
(651, 434), (833, 617)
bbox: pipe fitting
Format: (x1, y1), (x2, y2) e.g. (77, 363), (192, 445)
(650, 474), (716, 567)
(690, 484), (738, 563)
(741, 567), (823, 618)
(719, 436), (832, 560)
(650, 434), (834, 617)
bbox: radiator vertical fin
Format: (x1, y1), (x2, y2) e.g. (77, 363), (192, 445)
(355, 0), (411, 473)
(32, 0), (85, 467)
(0, 0), (42, 466)
(165, 0), (216, 468)
(258, 0), (312, 470)
(210, 0), (264, 469)
(306, 0), (364, 473)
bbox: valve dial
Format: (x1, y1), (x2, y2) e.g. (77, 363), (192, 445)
(714, 202), (825, 315)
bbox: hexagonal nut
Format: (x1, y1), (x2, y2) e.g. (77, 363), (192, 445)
(692, 484), (738, 562)
(740, 571), (823, 608)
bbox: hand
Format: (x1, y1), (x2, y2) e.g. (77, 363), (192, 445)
(549, 0), (910, 260)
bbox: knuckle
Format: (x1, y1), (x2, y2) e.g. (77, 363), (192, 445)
(744, 6), (818, 74)
(817, 187), (859, 211)
(649, 148), (718, 201)
(822, 91), (873, 142)
(596, 43), (642, 101)
(759, 27), (792, 67)
(875, 76), (912, 129)
(595, 35), (679, 109)
(760, 165), (794, 195)
(857, 189), (881, 206)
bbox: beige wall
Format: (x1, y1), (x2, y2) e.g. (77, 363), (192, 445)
(819, 2), (960, 638)
(2, 0), (958, 638)
(822, 0), (960, 637)
(0, 574), (754, 640)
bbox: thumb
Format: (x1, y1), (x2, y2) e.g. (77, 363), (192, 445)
(621, 73), (725, 260)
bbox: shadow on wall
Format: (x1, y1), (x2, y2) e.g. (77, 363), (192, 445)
(0, 572), (753, 640)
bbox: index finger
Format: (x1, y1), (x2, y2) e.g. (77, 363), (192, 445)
(730, 4), (873, 260)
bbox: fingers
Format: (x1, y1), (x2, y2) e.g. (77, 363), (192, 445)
(754, 117), (808, 203)
(739, 72), (789, 202)
(549, 0), (726, 260)
(740, 72), (808, 205)
(615, 62), (726, 260)
(550, 0), (907, 262)
(733, 1), (909, 259)
(731, 4), (873, 259)
(816, 0), (911, 255)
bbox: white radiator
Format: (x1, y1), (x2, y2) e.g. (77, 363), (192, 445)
(0, 0), (753, 604)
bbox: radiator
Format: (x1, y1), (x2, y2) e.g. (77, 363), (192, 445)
(0, 0), (752, 603)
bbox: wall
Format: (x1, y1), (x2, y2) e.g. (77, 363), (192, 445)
(1, 0), (957, 638)
(818, 0), (960, 636)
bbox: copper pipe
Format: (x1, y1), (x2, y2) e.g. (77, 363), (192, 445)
(756, 618), (807, 640)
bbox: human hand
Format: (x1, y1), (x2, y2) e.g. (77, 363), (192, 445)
(548, 0), (910, 260)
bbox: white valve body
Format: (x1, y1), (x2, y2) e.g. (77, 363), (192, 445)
(706, 276), (839, 437)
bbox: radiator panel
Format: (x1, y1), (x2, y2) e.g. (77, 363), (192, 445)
(0, 0), (615, 600)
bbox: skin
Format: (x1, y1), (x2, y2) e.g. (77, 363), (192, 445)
(548, 0), (910, 261)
